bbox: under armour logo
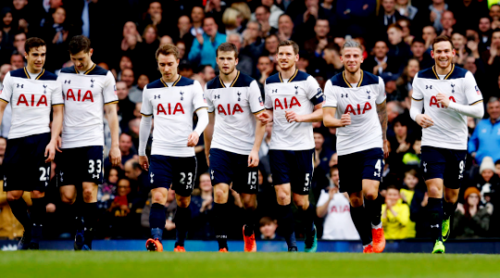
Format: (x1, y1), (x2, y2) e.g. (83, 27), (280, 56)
(250, 185), (256, 190)
(150, 172), (154, 183)
(180, 91), (184, 101)
(374, 172), (380, 177)
(90, 78), (95, 88)
(426, 85), (432, 89)
(17, 83), (24, 89)
(92, 174), (99, 179)
(214, 94), (220, 100)
(64, 80), (71, 84)
(237, 92), (241, 101)
(272, 89), (278, 94)
(423, 162), (427, 173)
(154, 94), (161, 99)
(211, 170), (215, 180)
(294, 86), (299, 95)
(451, 83), (455, 93)
(430, 224), (439, 228)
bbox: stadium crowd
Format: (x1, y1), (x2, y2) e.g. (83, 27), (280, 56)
(1, 0), (500, 242)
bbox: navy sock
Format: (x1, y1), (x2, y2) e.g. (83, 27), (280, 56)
(8, 198), (32, 233)
(365, 195), (382, 227)
(243, 208), (256, 236)
(175, 206), (191, 247)
(349, 204), (372, 246)
(213, 203), (228, 250)
(298, 203), (316, 233)
(82, 202), (98, 248)
(73, 198), (84, 231)
(149, 203), (166, 240)
(276, 204), (297, 248)
(443, 200), (457, 220)
(30, 197), (47, 243)
(428, 197), (443, 241)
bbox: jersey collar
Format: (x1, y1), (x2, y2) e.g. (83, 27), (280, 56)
(342, 70), (363, 88)
(431, 63), (455, 80)
(278, 69), (298, 83)
(74, 63), (97, 75)
(160, 74), (182, 87)
(219, 70), (240, 88)
(23, 67), (45, 80)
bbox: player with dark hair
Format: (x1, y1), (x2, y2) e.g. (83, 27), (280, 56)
(258, 40), (324, 252)
(57, 35), (121, 250)
(139, 44), (209, 252)
(323, 40), (388, 254)
(204, 42), (266, 252)
(410, 35), (484, 253)
(0, 37), (63, 249)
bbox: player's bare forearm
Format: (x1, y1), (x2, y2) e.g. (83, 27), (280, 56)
(204, 113), (215, 156)
(322, 107), (342, 127)
(300, 103), (323, 122)
(50, 105), (64, 142)
(252, 114), (266, 153)
(0, 101), (7, 127)
(377, 101), (388, 140)
(105, 103), (120, 147)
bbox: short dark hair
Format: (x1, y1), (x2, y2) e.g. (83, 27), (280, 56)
(325, 42), (340, 54)
(277, 40), (299, 55)
(411, 37), (426, 45)
(203, 16), (217, 26)
(495, 159), (500, 166)
(330, 165), (339, 176)
(68, 35), (91, 55)
(216, 42), (239, 58)
(256, 5), (271, 14)
(155, 43), (180, 60)
(432, 35), (454, 50)
(387, 184), (399, 191)
(259, 216), (276, 227)
(404, 169), (418, 178)
(25, 37), (46, 54)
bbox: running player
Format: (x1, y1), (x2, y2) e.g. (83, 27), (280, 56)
(410, 35), (484, 253)
(322, 40), (388, 254)
(0, 37), (63, 250)
(139, 44), (209, 252)
(204, 42), (266, 252)
(57, 35), (121, 250)
(257, 40), (323, 252)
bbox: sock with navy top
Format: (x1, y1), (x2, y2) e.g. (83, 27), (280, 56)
(443, 200), (457, 220)
(428, 197), (443, 241)
(150, 203), (166, 240)
(82, 202), (98, 248)
(243, 208), (256, 236)
(213, 203), (229, 250)
(365, 195), (382, 228)
(30, 197), (47, 243)
(175, 206), (191, 247)
(8, 198), (32, 233)
(276, 204), (297, 248)
(349, 204), (372, 246)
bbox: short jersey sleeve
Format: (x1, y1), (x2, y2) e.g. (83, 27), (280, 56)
(205, 84), (215, 113)
(306, 76), (324, 105)
(323, 80), (337, 108)
(140, 85), (153, 116)
(0, 72), (13, 103)
(103, 71), (118, 104)
(376, 77), (386, 104)
(248, 80), (265, 113)
(264, 81), (273, 109)
(51, 80), (64, 105)
(411, 74), (423, 101)
(192, 80), (208, 111)
(464, 71), (483, 105)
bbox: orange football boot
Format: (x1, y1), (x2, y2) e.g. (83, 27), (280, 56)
(219, 248), (228, 253)
(363, 244), (374, 253)
(372, 228), (386, 253)
(174, 245), (186, 252)
(243, 226), (257, 252)
(146, 238), (163, 252)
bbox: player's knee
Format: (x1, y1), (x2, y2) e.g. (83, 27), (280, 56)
(152, 191), (166, 204)
(349, 194), (363, 207)
(214, 187), (227, 201)
(82, 188), (94, 202)
(364, 190), (378, 201)
(276, 191), (290, 205)
(242, 198), (256, 210)
(428, 186), (441, 197)
(293, 196), (308, 209)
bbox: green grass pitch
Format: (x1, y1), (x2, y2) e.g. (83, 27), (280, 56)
(1, 251), (500, 278)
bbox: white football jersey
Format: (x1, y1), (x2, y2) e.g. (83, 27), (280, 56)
(412, 64), (483, 150)
(0, 68), (63, 139)
(323, 71), (386, 156)
(58, 65), (118, 148)
(264, 69), (324, 151)
(141, 76), (208, 157)
(205, 71), (265, 155)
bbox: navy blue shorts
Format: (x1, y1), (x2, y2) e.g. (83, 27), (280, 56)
(209, 148), (258, 194)
(421, 146), (467, 189)
(149, 155), (197, 196)
(3, 133), (51, 192)
(57, 146), (104, 186)
(269, 149), (315, 195)
(337, 148), (384, 194)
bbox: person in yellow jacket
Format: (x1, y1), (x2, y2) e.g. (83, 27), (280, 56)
(0, 181), (32, 240)
(382, 185), (410, 240)
(400, 169), (419, 238)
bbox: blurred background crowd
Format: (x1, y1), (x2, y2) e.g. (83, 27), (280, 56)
(1, 0), (500, 242)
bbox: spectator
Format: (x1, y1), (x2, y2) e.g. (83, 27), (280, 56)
(410, 37), (434, 69)
(275, 14), (295, 42)
(386, 24), (412, 71)
(1, 7), (15, 52)
(42, 7), (70, 71)
(188, 16), (226, 69)
(242, 20), (262, 50)
(422, 25), (438, 52)
(469, 97), (500, 165)
(189, 173), (214, 240)
(254, 5), (273, 37)
(439, 11), (456, 37)
(314, 130), (334, 174)
(109, 178), (132, 218)
(335, 0), (377, 39)
(114, 81), (135, 132)
(313, 43), (343, 79)
(251, 0), (284, 30)
(222, 8), (243, 36)
(453, 187), (490, 238)
(396, 0), (418, 21)
(172, 15), (194, 54)
(396, 58), (420, 99)
(303, 19), (331, 57)
(382, 185), (411, 239)
(129, 74), (149, 104)
(13, 31), (26, 56)
(196, 65), (216, 88)
(378, 0), (403, 33)
(428, 0), (448, 34)
(475, 156), (499, 211)
(98, 167), (120, 210)
(263, 34), (279, 62)
(478, 16), (492, 53)
(10, 52), (24, 70)
(316, 166), (360, 240)
(400, 169), (418, 238)
(0, 64), (11, 87)
(363, 40), (400, 78)
(397, 18), (414, 45)
(190, 6), (205, 37)
(141, 24), (161, 80)
(482, 29), (500, 83)
(227, 33), (254, 76)
(259, 216), (279, 240)
(491, 4), (500, 29)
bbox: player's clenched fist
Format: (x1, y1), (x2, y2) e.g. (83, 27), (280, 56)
(340, 112), (351, 127)
(415, 114), (434, 128)
(139, 155), (149, 171)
